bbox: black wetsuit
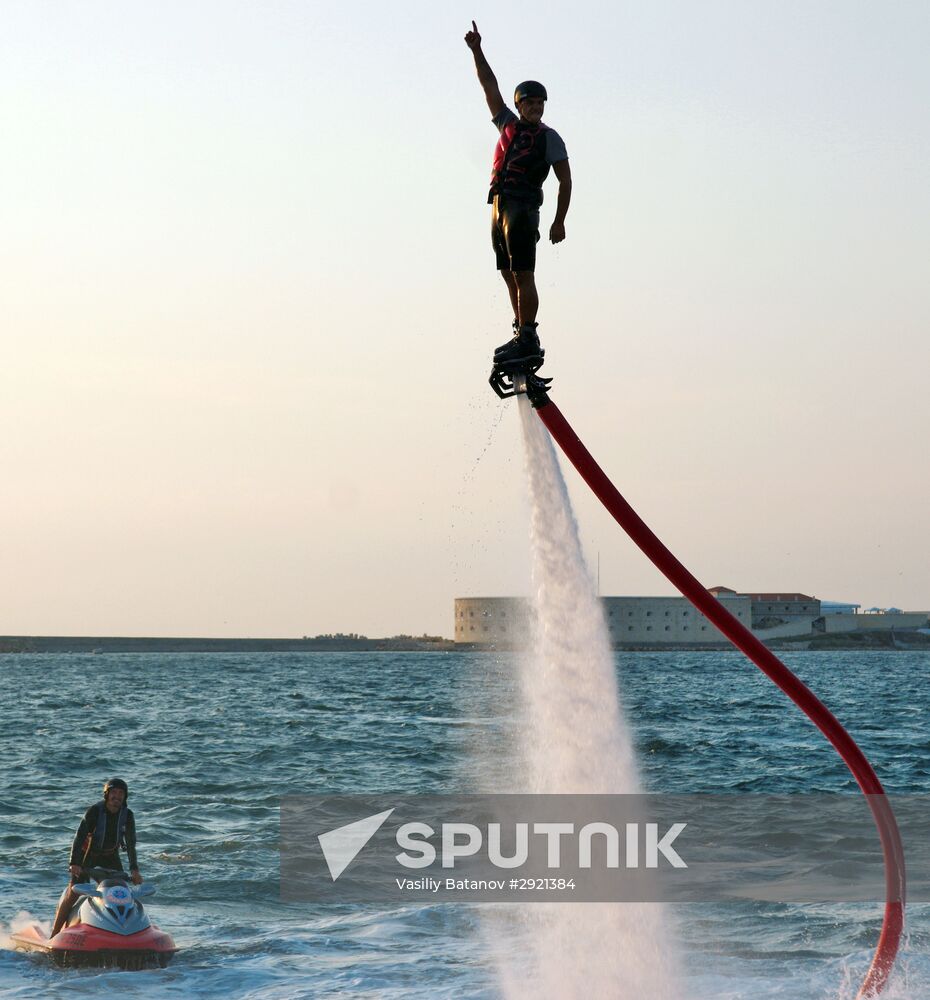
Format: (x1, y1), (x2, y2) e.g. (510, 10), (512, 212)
(69, 801), (139, 876)
(51, 800), (141, 935)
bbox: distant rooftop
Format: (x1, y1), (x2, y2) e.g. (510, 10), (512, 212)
(708, 586), (817, 602)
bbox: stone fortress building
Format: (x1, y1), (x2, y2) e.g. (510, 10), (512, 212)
(454, 587), (928, 648)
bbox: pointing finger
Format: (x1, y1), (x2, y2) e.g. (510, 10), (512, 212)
(472, 20), (477, 32)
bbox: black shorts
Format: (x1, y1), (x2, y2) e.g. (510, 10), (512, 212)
(491, 195), (540, 272)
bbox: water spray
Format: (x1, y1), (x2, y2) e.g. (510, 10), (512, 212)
(519, 390), (905, 998)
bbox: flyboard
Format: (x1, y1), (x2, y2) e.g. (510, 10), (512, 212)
(490, 355), (905, 999)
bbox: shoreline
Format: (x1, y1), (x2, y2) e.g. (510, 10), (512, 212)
(2, 632), (928, 654)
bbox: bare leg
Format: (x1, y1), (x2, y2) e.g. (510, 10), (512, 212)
(51, 884), (79, 937)
(499, 270), (520, 323)
(513, 271), (539, 325)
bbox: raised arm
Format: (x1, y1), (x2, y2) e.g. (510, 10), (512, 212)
(464, 21), (505, 118)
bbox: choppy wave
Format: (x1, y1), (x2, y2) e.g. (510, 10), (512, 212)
(1, 650), (928, 997)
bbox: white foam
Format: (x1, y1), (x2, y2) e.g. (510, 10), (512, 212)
(489, 398), (682, 1000)
(0, 910), (49, 950)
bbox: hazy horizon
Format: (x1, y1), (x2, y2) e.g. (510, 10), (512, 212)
(3, 2), (928, 638)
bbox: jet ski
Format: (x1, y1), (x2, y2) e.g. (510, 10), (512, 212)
(11, 868), (177, 969)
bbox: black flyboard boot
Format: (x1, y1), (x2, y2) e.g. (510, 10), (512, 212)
(493, 319), (520, 358)
(488, 321), (552, 403)
(493, 323), (544, 366)
(493, 319), (519, 356)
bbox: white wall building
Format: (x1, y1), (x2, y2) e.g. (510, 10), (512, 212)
(454, 590), (927, 646)
(454, 594), (753, 647)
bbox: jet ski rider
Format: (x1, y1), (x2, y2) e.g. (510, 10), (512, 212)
(464, 20), (572, 368)
(50, 777), (143, 937)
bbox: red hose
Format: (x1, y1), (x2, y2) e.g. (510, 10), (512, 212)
(535, 398), (905, 997)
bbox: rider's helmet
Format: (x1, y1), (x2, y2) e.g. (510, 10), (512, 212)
(103, 777), (129, 801)
(514, 80), (547, 105)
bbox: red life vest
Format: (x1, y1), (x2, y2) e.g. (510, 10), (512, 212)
(488, 120), (552, 206)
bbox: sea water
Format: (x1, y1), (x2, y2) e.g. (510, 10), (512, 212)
(1, 649), (927, 998)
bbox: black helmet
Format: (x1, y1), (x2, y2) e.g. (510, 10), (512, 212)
(103, 777), (129, 800)
(514, 80), (547, 105)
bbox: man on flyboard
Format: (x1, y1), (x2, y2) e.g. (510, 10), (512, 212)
(464, 20), (572, 371)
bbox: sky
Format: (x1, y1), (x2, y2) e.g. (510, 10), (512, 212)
(1, 1), (928, 638)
